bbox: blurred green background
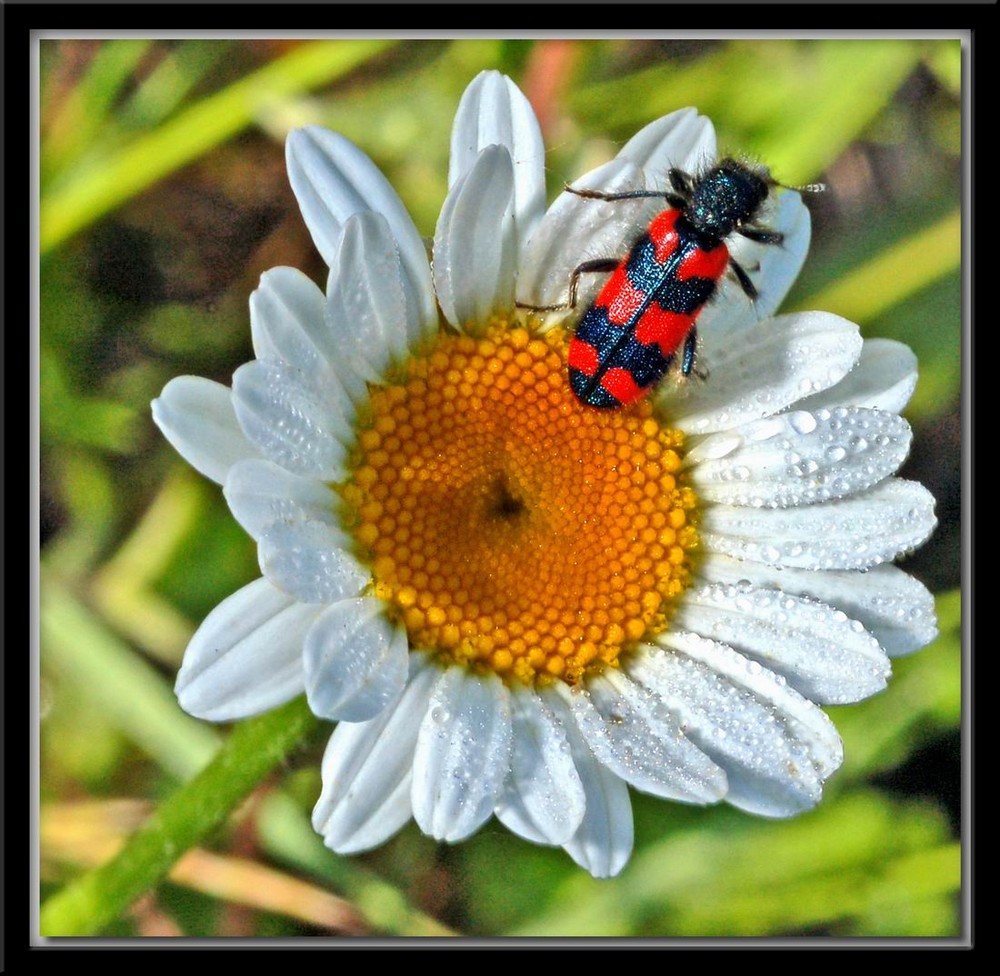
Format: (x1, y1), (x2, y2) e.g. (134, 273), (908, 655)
(38, 38), (963, 939)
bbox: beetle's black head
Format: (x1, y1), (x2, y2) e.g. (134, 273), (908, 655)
(685, 158), (771, 243)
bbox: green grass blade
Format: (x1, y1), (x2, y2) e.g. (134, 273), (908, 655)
(793, 210), (961, 323)
(511, 792), (955, 937)
(40, 39), (393, 254)
(118, 41), (235, 132)
(571, 41), (923, 182)
(42, 40), (154, 179)
(41, 575), (219, 779)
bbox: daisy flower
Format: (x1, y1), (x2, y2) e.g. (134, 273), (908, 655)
(152, 71), (938, 878)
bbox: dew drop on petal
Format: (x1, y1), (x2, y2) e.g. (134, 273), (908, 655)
(788, 411), (818, 435)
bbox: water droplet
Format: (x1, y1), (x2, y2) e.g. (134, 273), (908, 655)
(789, 411), (817, 435)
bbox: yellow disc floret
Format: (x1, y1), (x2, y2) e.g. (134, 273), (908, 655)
(339, 326), (698, 686)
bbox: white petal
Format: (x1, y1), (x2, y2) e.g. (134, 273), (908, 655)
(411, 667), (513, 843)
(495, 685), (586, 846)
(660, 632), (843, 771)
(223, 458), (338, 541)
(285, 126), (436, 332)
(258, 521), (369, 605)
(326, 210), (429, 386)
(231, 360), (350, 480)
(701, 478), (937, 571)
(314, 655), (439, 854)
(687, 407), (912, 508)
(516, 156), (651, 318)
(634, 634), (843, 816)
(543, 685), (633, 879)
(450, 70), (546, 260)
(617, 107), (717, 179)
(556, 675), (727, 804)
(249, 266), (359, 417)
(798, 338), (919, 415)
(434, 144), (517, 330)
(674, 582), (890, 704)
(152, 377), (258, 485)
(303, 597), (408, 722)
(175, 577), (317, 721)
(699, 554), (938, 658)
(665, 312), (863, 434)
(697, 189), (812, 345)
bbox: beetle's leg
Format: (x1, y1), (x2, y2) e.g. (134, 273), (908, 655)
(516, 258), (620, 312)
(740, 226), (784, 246)
(729, 258), (758, 300)
(680, 327), (699, 377)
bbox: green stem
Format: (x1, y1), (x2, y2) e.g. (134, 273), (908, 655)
(40, 697), (321, 936)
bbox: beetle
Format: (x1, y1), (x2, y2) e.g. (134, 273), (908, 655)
(535, 158), (786, 409)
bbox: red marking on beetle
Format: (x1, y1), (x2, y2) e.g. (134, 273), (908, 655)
(649, 210), (682, 263)
(602, 269), (645, 325)
(678, 242), (728, 281)
(568, 337), (599, 376)
(600, 367), (643, 405)
(633, 305), (694, 357)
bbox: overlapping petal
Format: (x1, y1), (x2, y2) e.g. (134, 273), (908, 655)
(634, 633), (844, 816)
(175, 578), (318, 721)
(666, 312), (864, 435)
(231, 360), (351, 480)
(412, 667), (513, 843)
(326, 210), (430, 384)
(686, 406), (913, 509)
(223, 458), (340, 541)
(257, 520), (368, 606)
(285, 126), (437, 332)
(699, 555), (938, 658)
(544, 685), (634, 878)
(304, 597), (408, 722)
(673, 583), (891, 704)
(434, 144), (517, 329)
(249, 266), (359, 417)
(313, 655), (440, 854)
(799, 338), (919, 415)
(701, 478), (937, 571)
(450, 70), (546, 261)
(561, 674), (727, 804)
(151, 376), (258, 485)
(495, 686), (587, 846)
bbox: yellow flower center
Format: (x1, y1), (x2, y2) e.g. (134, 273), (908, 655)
(340, 325), (698, 686)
